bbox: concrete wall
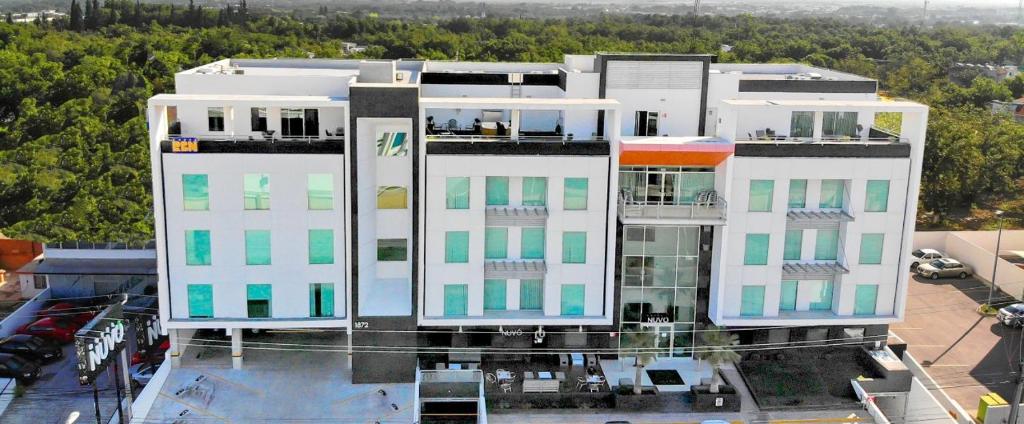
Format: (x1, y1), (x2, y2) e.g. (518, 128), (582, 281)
(0, 288), (49, 337)
(913, 230), (1024, 301)
(902, 351), (975, 424)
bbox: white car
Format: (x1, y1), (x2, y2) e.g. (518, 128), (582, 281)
(909, 248), (944, 270)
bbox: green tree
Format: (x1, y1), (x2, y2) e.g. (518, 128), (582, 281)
(697, 326), (740, 393)
(620, 330), (658, 395)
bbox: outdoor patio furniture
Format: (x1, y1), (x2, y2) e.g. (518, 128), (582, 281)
(496, 370), (513, 383)
(447, 119), (458, 130)
(485, 373), (497, 384)
(570, 353), (584, 366)
(555, 371), (566, 380)
(448, 363), (462, 370)
(467, 363), (478, 370)
(435, 363), (445, 370)
(523, 379), (560, 393)
(575, 376), (588, 391)
(538, 371), (553, 379)
(500, 382), (513, 393)
(524, 371), (535, 380)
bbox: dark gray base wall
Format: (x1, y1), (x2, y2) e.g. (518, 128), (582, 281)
(733, 324), (889, 356)
(424, 326), (616, 357)
(351, 317), (419, 384)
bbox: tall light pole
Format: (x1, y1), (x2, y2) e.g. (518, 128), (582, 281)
(987, 210), (1005, 308)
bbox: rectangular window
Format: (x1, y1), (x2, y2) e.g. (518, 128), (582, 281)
(783, 229), (803, 261)
(560, 284), (585, 316)
(743, 234), (769, 265)
(484, 228), (508, 260)
(484, 279), (507, 311)
(207, 107), (224, 132)
(808, 280), (834, 311)
(823, 111), (859, 138)
(790, 111), (814, 138)
(281, 108), (319, 138)
(250, 107), (267, 132)
(814, 229), (839, 261)
(309, 283), (335, 317)
(562, 232), (587, 264)
(854, 284), (879, 315)
(444, 284), (468, 316)
(521, 228), (546, 260)
(634, 110), (659, 136)
(32, 275), (46, 290)
(859, 234), (884, 265)
(446, 177), (470, 209)
(187, 284), (213, 318)
(748, 180), (774, 212)
(486, 177), (509, 206)
(377, 239), (408, 261)
(865, 180), (890, 212)
(167, 106), (180, 135)
(308, 229), (334, 264)
(307, 174), (333, 210)
(445, 231), (470, 263)
(819, 180), (845, 209)
(243, 174), (270, 210)
(184, 230), (211, 266)
(182, 174), (209, 211)
(376, 132), (409, 156)
(780, 281), (798, 311)
(520, 280), (544, 310)
(244, 230), (271, 265)
(246, 284), (272, 318)
(522, 177), (548, 206)
(788, 179), (807, 209)
(563, 178), (588, 210)
(377, 186), (407, 209)
(740, 285), (765, 317)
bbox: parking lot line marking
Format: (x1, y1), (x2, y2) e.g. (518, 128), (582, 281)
(199, 371), (264, 397)
(923, 364), (971, 367)
(158, 391), (231, 423)
(331, 388), (379, 406)
(890, 327), (923, 330)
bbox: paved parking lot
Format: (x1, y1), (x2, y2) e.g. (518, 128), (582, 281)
(891, 273), (1022, 417)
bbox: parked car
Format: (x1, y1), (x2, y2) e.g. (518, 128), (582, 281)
(129, 361), (158, 388)
(0, 335), (63, 363)
(16, 317), (80, 344)
(0, 353), (41, 384)
(916, 258), (973, 280)
(131, 338), (169, 366)
(37, 302), (97, 327)
(998, 303), (1024, 327)
(909, 248), (944, 270)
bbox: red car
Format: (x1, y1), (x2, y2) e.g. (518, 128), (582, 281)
(37, 302), (97, 327)
(131, 339), (169, 365)
(17, 317), (80, 344)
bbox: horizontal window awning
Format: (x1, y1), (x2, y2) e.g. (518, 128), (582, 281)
(786, 210), (854, 230)
(30, 258), (157, 276)
(484, 260), (546, 279)
(619, 136), (734, 166)
(782, 262), (849, 280)
(485, 206), (548, 227)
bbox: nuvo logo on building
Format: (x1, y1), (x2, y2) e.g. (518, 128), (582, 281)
(74, 303), (128, 385)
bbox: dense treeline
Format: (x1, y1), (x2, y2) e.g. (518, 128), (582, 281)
(0, 5), (1022, 242)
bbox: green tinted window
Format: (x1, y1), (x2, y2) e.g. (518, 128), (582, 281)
(780, 281), (798, 311)
(562, 232), (587, 264)
(521, 228), (546, 259)
(446, 177), (470, 209)
(563, 178), (588, 210)
(865, 180), (890, 212)
(185, 230), (211, 266)
(522, 177), (548, 206)
(444, 284), (468, 316)
(520, 280), (543, 310)
(748, 180), (774, 212)
(790, 111), (814, 138)
(243, 174), (270, 210)
(740, 286), (765, 317)
(788, 179), (807, 208)
(187, 284), (213, 318)
(859, 234), (884, 265)
(809, 281), (834, 311)
(247, 284), (272, 318)
(484, 228), (508, 260)
(679, 173), (715, 204)
(743, 234), (769, 265)
(854, 284), (879, 315)
(560, 284), (585, 316)
(486, 177), (509, 206)
(819, 180), (845, 209)
(484, 279), (507, 311)
(182, 174), (209, 211)
(245, 230), (271, 265)
(814, 229), (839, 261)
(307, 174), (333, 210)
(783, 230), (802, 261)
(309, 283), (334, 317)
(308, 229), (334, 264)
(445, 231), (470, 263)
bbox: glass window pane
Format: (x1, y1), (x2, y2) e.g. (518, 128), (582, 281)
(445, 231), (470, 263)
(744, 234), (770, 265)
(783, 229), (803, 261)
(646, 227), (678, 255)
(645, 287), (674, 316)
(520, 280), (543, 310)
(377, 132), (409, 156)
(560, 284), (585, 316)
(207, 107), (224, 131)
(676, 257), (698, 287)
(377, 239), (408, 261)
(444, 284), (468, 316)
(788, 179), (807, 209)
(484, 279), (507, 311)
(446, 177), (470, 209)
(187, 284), (213, 318)
(185, 230), (211, 266)
(377, 186), (408, 209)
(678, 226), (700, 256)
(865, 180), (890, 212)
(182, 174), (209, 211)
(522, 177), (548, 206)
(307, 174), (333, 210)
(564, 178), (588, 210)
(859, 234), (884, 265)
(748, 180), (774, 212)
(819, 180), (845, 209)
(243, 174), (270, 210)
(309, 283), (335, 317)
(740, 286), (765, 317)
(854, 284), (879, 315)
(485, 228), (508, 260)
(623, 226), (645, 255)
(251, 107), (267, 132)
(678, 173), (715, 204)
(808, 280), (834, 311)
(621, 288), (643, 322)
(814, 229), (839, 261)
(308, 229), (334, 264)
(823, 111), (859, 137)
(521, 228), (545, 260)
(790, 111), (814, 138)
(780, 281), (798, 311)
(562, 232), (587, 264)
(486, 177), (509, 206)
(245, 230), (271, 265)
(649, 257), (676, 287)
(674, 288), (697, 322)
(246, 284), (272, 318)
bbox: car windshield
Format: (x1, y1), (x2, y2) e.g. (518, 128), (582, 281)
(912, 249), (925, 258)
(930, 260), (945, 269)
(1008, 305), (1024, 313)
(7, 356), (28, 370)
(53, 320), (69, 329)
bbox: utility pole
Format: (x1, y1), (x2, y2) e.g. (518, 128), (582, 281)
(1019, 0), (1023, 25)
(987, 210), (1005, 308)
(922, 0), (928, 24)
(1009, 355), (1024, 423)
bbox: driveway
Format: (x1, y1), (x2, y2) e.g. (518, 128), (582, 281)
(891, 273), (1021, 417)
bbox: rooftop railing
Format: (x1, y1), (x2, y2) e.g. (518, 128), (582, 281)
(735, 135), (905, 145)
(167, 134), (345, 143)
(617, 191), (727, 221)
(44, 240), (157, 250)
(426, 134), (606, 144)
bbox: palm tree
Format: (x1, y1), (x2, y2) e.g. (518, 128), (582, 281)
(620, 330), (658, 395)
(697, 325), (740, 393)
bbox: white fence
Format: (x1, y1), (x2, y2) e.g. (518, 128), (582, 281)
(914, 230), (1024, 302)
(0, 288), (50, 338)
(902, 351), (975, 424)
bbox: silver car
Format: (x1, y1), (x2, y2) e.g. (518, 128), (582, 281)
(998, 303), (1024, 327)
(130, 362), (158, 388)
(916, 258), (972, 280)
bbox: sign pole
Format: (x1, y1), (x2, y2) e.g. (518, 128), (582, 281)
(112, 358), (124, 424)
(92, 382), (102, 424)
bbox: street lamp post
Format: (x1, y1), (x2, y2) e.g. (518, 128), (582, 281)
(987, 210), (1005, 308)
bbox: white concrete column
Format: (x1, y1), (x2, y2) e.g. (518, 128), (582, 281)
(225, 105), (235, 137)
(169, 328), (182, 368)
(510, 109), (520, 141)
(812, 111), (824, 139)
(231, 330), (243, 369)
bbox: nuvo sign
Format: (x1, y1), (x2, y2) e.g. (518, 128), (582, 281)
(75, 303), (128, 385)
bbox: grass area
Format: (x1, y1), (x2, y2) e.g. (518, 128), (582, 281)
(738, 347), (873, 410)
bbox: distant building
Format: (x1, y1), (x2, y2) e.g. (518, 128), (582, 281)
(16, 241), (157, 299)
(954, 63), (1020, 82)
(11, 10), (66, 24)
(340, 42), (367, 54)
(990, 97), (1024, 123)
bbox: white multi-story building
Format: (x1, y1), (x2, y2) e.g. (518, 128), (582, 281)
(148, 53), (927, 382)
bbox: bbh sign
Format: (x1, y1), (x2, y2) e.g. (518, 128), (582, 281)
(75, 303), (127, 385)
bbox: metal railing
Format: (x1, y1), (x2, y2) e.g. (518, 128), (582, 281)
(735, 135), (906, 145)
(44, 240), (156, 250)
(426, 134), (606, 144)
(168, 135), (344, 143)
(617, 192), (727, 221)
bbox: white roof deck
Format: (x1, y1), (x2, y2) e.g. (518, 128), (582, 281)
(420, 97), (619, 111)
(722, 98), (927, 111)
(148, 93), (349, 106)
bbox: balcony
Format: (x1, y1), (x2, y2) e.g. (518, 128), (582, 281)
(616, 191), (727, 224)
(786, 209), (854, 230)
(484, 260), (546, 279)
(425, 135), (609, 156)
(161, 134), (344, 154)
(781, 262), (849, 280)
(485, 206), (548, 227)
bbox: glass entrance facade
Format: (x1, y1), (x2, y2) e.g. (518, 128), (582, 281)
(619, 225), (700, 357)
(619, 166), (715, 206)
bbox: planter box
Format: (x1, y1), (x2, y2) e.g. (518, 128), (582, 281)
(690, 384), (741, 412)
(613, 387), (665, 410)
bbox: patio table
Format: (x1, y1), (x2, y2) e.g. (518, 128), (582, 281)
(570, 353), (584, 366)
(538, 371), (552, 379)
(496, 370), (512, 382)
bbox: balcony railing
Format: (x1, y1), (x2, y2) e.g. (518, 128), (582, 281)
(168, 134), (344, 143)
(426, 134), (606, 144)
(617, 191), (727, 221)
(735, 135), (906, 145)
